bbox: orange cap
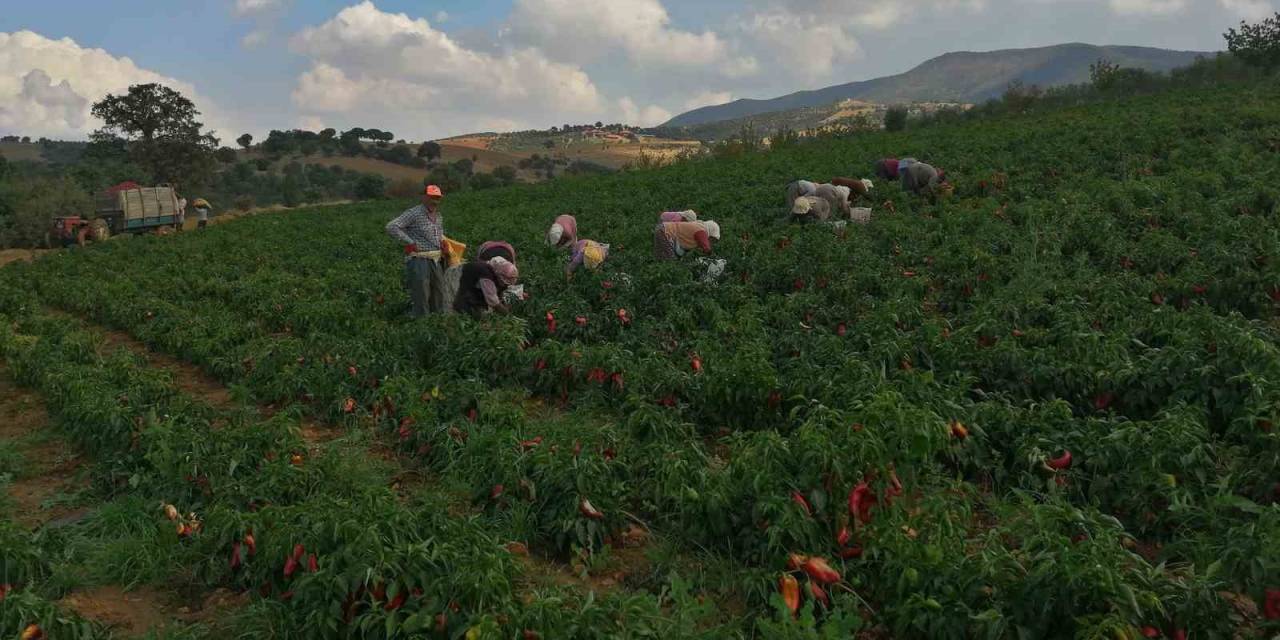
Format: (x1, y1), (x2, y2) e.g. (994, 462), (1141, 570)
(425, 185), (443, 198)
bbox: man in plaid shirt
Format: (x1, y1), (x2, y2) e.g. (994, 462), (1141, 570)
(386, 184), (449, 316)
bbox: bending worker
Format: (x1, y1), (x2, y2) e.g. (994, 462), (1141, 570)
(454, 256), (519, 316)
(566, 239), (609, 278)
(659, 210), (698, 223)
(478, 240), (516, 263)
(654, 220), (720, 260)
(546, 214), (578, 249)
(785, 179), (818, 207)
(901, 162), (945, 194)
(386, 185), (449, 317)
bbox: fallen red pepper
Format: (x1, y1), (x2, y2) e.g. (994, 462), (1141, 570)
(808, 580), (830, 608)
(520, 436), (543, 451)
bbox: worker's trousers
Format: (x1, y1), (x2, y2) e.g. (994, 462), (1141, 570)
(404, 257), (446, 317)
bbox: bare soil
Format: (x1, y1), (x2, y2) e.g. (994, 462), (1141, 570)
(0, 367), (86, 528)
(60, 586), (174, 638)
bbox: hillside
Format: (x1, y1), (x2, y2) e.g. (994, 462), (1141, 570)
(2, 79), (1278, 638)
(663, 43), (1209, 128)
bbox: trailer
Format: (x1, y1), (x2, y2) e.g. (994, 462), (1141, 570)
(94, 183), (181, 235)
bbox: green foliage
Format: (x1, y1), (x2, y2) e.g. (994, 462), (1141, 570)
(1225, 12), (1280, 69)
(236, 133), (253, 149)
(353, 174), (387, 200)
(0, 175), (92, 248)
(90, 83), (219, 188)
(883, 106), (908, 132)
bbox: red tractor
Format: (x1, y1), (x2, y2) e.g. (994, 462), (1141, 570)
(46, 216), (109, 248)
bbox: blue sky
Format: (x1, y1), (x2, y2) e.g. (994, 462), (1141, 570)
(0, 0), (1268, 142)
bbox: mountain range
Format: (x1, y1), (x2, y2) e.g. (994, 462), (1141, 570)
(661, 43), (1211, 129)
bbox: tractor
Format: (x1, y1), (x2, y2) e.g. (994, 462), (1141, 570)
(46, 216), (110, 248)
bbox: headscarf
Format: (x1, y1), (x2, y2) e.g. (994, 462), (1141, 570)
(489, 257), (519, 285)
(583, 242), (608, 270)
(861, 179), (874, 191)
(678, 209), (698, 222)
(546, 224), (564, 246)
(701, 220), (721, 241)
(792, 197), (813, 215)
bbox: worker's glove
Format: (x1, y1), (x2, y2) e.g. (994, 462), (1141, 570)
(404, 243), (418, 255)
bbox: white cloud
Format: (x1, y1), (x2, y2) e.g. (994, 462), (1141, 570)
(1108, 0), (1187, 14)
(241, 29), (269, 48)
(1218, 0), (1275, 18)
(289, 2), (623, 137)
(234, 0), (284, 16)
(683, 90), (733, 111)
(0, 30), (232, 140)
(507, 0), (757, 76)
(617, 97), (672, 127)
(296, 115), (327, 131)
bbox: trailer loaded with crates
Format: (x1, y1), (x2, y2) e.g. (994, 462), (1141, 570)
(94, 182), (181, 235)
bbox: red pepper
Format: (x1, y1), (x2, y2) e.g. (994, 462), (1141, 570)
(610, 372), (624, 391)
(848, 481), (877, 524)
(307, 554), (318, 573)
(779, 574), (800, 615)
(579, 498), (604, 520)
(1093, 393), (1113, 410)
(791, 491), (811, 517)
(229, 541), (242, 571)
(283, 556), (298, 578)
(491, 484), (505, 499)
(533, 358), (547, 372)
(0, 584), (10, 601)
(1171, 631), (1186, 640)
(384, 592), (406, 612)
(292, 544), (305, 561)
(572, 440), (582, 457)
(691, 355), (703, 374)
(838, 545), (864, 559)
(602, 447), (616, 461)
(836, 323), (847, 337)
(767, 390), (782, 409)
(616, 308), (631, 326)
(793, 278), (805, 291)
(243, 532), (256, 556)
(520, 436), (543, 451)
(1265, 588), (1280, 620)
(575, 315), (587, 327)
(466, 408), (477, 422)
(545, 311), (556, 334)
(1140, 627), (1160, 638)
(836, 527), (851, 547)
(786, 553), (809, 571)
(808, 580), (829, 608)
(1046, 450), (1073, 470)
(801, 557), (841, 585)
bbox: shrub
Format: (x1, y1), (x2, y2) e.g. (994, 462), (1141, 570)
(884, 106), (908, 132)
(353, 174), (386, 200)
(234, 195), (254, 211)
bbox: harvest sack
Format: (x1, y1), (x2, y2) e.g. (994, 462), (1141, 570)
(440, 265), (463, 313)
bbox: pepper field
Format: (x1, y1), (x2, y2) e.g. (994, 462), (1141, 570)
(3, 82), (1280, 639)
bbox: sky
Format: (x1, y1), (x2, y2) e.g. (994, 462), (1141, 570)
(0, 0), (1271, 143)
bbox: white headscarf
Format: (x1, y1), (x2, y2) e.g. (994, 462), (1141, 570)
(546, 223), (564, 246)
(701, 220), (721, 240)
(679, 209), (698, 221)
(792, 197), (813, 215)
(861, 178), (874, 191)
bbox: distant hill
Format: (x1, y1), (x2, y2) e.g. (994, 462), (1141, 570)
(662, 43), (1210, 128)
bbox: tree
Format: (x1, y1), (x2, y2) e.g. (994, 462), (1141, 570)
(1225, 12), (1280, 70)
(353, 174), (386, 200)
(418, 141), (442, 161)
(543, 139), (556, 150)
(237, 133), (254, 149)
(492, 165), (517, 185)
(319, 128), (337, 140)
(884, 106), (908, 132)
(1090, 59), (1122, 89)
(215, 147), (238, 163)
(90, 83), (218, 187)
(20, 137), (30, 143)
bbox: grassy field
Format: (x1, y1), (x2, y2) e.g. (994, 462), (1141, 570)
(0, 142), (47, 163)
(3, 81), (1280, 639)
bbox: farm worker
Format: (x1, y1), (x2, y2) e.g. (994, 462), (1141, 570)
(785, 180), (818, 207)
(791, 195), (831, 222)
(477, 240), (516, 263)
(454, 256), (519, 316)
(901, 162), (944, 194)
(386, 184), (449, 317)
(874, 158), (917, 181)
(815, 184), (853, 219)
(830, 177), (873, 200)
(565, 239), (610, 277)
(659, 210), (698, 223)
(176, 195), (187, 231)
(653, 220), (719, 260)
(546, 214), (578, 248)
(192, 198), (212, 229)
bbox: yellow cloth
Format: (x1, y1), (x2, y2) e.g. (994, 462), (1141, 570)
(192, 198), (211, 208)
(443, 237), (466, 267)
(583, 242), (605, 270)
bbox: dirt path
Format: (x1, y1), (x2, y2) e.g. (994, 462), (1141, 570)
(0, 367), (87, 528)
(0, 249), (50, 268)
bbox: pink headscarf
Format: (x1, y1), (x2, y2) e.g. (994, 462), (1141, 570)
(488, 257), (519, 286)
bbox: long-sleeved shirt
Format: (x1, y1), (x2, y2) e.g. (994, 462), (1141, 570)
(478, 279), (501, 308)
(552, 214), (578, 247)
(901, 163), (940, 193)
(668, 222), (711, 254)
(386, 204), (444, 252)
(815, 184), (852, 219)
(566, 239), (609, 273)
(786, 180), (818, 207)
